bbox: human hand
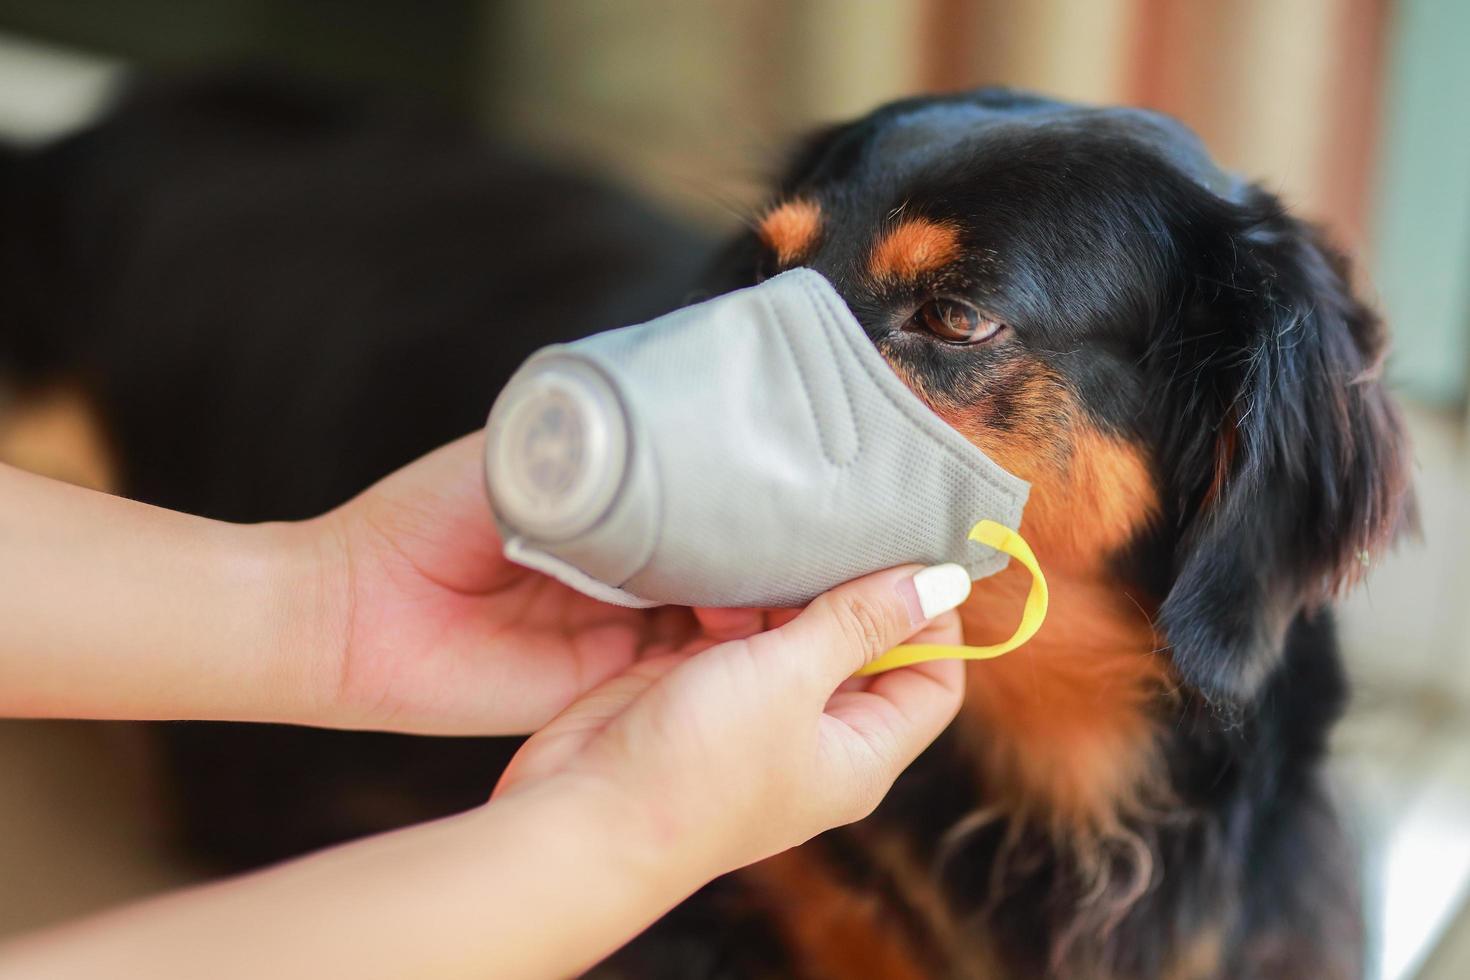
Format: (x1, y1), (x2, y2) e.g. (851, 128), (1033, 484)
(297, 431), (725, 735)
(492, 562), (971, 880)
(0, 447), (970, 980)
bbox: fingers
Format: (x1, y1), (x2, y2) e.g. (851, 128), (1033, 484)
(766, 609), (802, 630)
(692, 607), (766, 641)
(494, 655), (687, 797)
(351, 430), (511, 593)
(692, 606), (803, 641)
(762, 563), (973, 694)
(826, 658), (965, 768)
(820, 657), (965, 820)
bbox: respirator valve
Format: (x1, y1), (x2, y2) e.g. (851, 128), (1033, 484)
(485, 360), (628, 543)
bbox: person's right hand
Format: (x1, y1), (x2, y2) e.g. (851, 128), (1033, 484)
(493, 562), (972, 880)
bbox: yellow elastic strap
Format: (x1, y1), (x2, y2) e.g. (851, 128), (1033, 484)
(856, 519), (1049, 677)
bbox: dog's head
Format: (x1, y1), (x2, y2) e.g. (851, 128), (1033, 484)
(716, 88), (1413, 709)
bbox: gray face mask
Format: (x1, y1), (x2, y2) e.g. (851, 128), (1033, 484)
(484, 268), (1037, 620)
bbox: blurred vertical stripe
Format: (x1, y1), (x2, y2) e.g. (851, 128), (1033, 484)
(1323, 0), (1391, 258)
(1370, 0), (1470, 405)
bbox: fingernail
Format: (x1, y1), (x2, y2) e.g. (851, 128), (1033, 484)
(902, 563), (973, 625)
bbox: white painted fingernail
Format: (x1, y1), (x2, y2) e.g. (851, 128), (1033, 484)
(911, 563), (973, 620)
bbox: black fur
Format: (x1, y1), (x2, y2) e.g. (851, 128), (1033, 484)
(1150, 191), (1412, 708)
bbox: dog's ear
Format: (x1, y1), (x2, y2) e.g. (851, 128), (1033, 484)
(1152, 187), (1415, 709)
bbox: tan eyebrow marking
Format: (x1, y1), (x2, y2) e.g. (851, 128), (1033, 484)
(868, 218), (962, 283)
(757, 199), (822, 266)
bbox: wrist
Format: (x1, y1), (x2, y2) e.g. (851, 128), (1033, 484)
(239, 514), (352, 728)
(491, 772), (721, 904)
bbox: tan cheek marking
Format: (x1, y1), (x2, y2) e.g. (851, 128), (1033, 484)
(935, 370), (1159, 576)
(757, 199), (822, 266)
(868, 218), (962, 283)
(959, 413), (1170, 852)
(1029, 426), (1160, 574)
(0, 385), (117, 493)
(883, 360), (1170, 834)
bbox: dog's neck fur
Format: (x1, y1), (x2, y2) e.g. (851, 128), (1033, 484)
(934, 388), (1174, 838)
(956, 559), (1170, 839)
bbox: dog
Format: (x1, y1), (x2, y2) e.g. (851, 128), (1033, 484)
(1, 78), (1412, 978)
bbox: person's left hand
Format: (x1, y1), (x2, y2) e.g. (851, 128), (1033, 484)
(294, 432), (747, 735)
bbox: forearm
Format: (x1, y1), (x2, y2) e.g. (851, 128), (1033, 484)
(0, 777), (698, 980)
(0, 463), (334, 724)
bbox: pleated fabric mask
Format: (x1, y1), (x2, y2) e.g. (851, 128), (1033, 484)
(484, 268), (1047, 673)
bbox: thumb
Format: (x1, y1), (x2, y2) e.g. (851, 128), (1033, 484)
(762, 563), (974, 695)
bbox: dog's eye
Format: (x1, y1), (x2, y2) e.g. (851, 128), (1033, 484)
(908, 299), (1005, 345)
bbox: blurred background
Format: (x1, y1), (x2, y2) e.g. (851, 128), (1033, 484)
(0, 2), (1465, 977)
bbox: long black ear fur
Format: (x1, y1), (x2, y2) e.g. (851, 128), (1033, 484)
(1153, 187), (1415, 708)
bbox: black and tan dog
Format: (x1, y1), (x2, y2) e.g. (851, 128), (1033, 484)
(1, 78), (1412, 978)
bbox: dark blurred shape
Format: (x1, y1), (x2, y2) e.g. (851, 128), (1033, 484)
(0, 67), (712, 867)
(0, 0), (490, 111)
